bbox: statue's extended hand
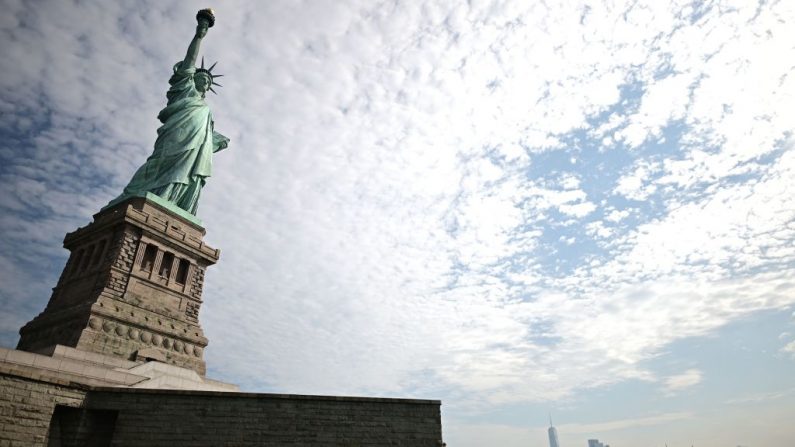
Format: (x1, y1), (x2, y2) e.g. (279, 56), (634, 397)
(196, 22), (209, 38)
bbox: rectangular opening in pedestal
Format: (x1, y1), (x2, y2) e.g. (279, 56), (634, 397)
(91, 239), (107, 266)
(159, 252), (174, 278)
(176, 259), (190, 284)
(79, 245), (94, 272)
(141, 245), (157, 272)
(69, 250), (85, 276)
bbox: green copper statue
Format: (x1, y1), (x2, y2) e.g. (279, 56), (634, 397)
(108, 9), (229, 216)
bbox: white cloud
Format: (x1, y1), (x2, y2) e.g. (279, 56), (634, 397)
(586, 220), (613, 239)
(618, 73), (695, 148)
(663, 369), (703, 394)
(604, 209), (630, 223)
(614, 161), (660, 201)
(559, 200), (596, 218)
(725, 387), (795, 405)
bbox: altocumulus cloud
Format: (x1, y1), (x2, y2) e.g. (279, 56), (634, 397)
(1, 0), (794, 444)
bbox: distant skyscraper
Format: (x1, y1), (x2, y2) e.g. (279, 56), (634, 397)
(587, 439), (609, 447)
(548, 415), (561, 447)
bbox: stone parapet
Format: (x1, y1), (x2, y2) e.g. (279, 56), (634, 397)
(86, 387), (442, 446)
(0, 349), (442, 447)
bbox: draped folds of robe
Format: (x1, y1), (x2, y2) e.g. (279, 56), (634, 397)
(112, 62), (229, 215)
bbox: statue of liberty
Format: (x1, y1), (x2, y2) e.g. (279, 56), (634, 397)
(107, 9), (228, 216)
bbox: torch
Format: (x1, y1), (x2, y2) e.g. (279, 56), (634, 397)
(196, 8), (216, 28)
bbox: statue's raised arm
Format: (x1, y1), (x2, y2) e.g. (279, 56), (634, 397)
(105, 8), (230, 219)
(182, 9), (213, 70)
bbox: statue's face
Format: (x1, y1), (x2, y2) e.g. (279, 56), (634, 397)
(194, 73), (211, 94)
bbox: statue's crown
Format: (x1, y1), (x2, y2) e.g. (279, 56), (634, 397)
(196, 57), (224, 94)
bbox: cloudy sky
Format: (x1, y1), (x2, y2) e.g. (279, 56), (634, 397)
(1, 0), (794, 445)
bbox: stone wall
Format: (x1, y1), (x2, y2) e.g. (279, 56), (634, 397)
(85, 387), (442, 447)
(0, 367), (443, 447)
(0, 373), (87, 446)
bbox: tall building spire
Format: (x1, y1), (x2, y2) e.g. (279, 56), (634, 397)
(547, 414), (560, 447)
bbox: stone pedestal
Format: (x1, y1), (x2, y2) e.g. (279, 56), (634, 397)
(17, 197), (219, 375)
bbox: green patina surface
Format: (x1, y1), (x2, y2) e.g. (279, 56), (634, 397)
(106, 8), (228, 217)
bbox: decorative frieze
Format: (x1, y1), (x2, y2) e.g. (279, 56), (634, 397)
(86, 316), (203, 358)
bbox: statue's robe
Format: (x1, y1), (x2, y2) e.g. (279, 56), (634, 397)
(114, 62), (229, 215)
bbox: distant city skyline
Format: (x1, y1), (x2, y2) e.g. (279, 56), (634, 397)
(548, 417), (613, 447)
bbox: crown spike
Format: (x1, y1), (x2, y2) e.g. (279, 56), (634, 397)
(195, 58), (225, 94)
